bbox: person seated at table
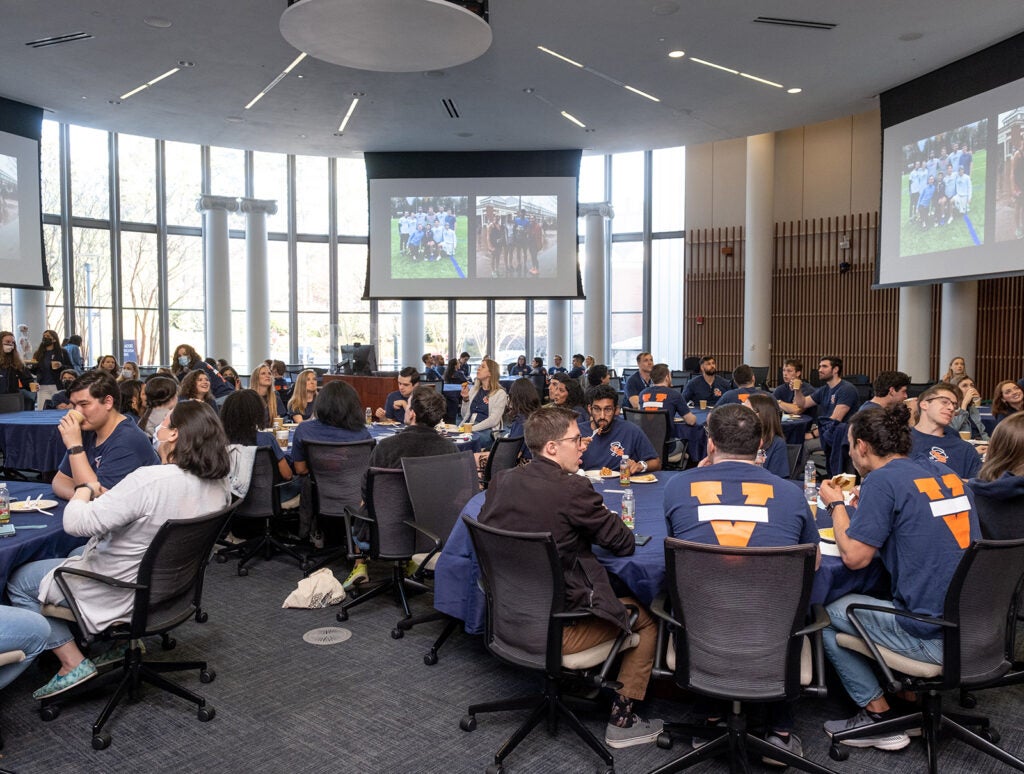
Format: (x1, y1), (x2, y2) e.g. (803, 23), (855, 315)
(221, 388), (297, 502)
(457, 351), (472, 380)
(219, 365), (242, 391)
(62, 334), (84, 372)
(420, 353), (440, 381)
(856, 371), (911, 413)
(443, 358), (467, 385)
(375, 366), (419, 423)
(624, 352), (655, 409)
(715, 364), (771, 406)
(549, 354), (567, 375)
(117, 379), (143, 422)
(638, 364), (695, 425)
(503, 378), (541, 461)
(567, 353), (585, 380)
(682, 356), (730, 407)
(792, 356), (859, 425)
(665, 402), (818, 760)
(51, 371), (160, 501)
(508, 355), (531, 377)
(747, 394), (792, 479)
(940, 356), (968, 384)
(118, 361), (140, 383)
(291, 381), (372, 478)
(95, 354), (120, 379)
(170, 344), (234, 403)
(818, 403), (980, 751)
(139, 375), (179, 436)
(0, 329), (37, 409)
(287, 369), (319, 423)
(549, 372), (588, 422)
(773, 359), (815, 415)
(7, 400), (233, 699)
(458, 358), (508, 441)
(948, 374), (988, 441)
(30, 329), (72, 412)
(479, 405), (663, 749)
(966, 413), (1024, 538)
(580, 384), (660, 476)
(43, 368), (80, 410)
(992, 380), (1024, 426)
(910, 383), (981, 480)
(251, 363), (287, 427)
(179, 370), (218, 411)
(586, 364), (611, 389)
(0, 606), (50, 693)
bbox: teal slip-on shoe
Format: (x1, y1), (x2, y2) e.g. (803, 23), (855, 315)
(33, 658), (97, 700)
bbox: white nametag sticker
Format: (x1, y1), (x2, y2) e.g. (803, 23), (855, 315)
(697, 505), (769, 523)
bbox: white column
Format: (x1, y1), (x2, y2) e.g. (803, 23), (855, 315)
(12, 289), (47, 350)
(897, 285), (932, 381)
(547, 299), (570, 364)
(196, 195), (238, 364)
(239, 198), (278, 373)
(743, 133), (774, 367)
(401, 300), (424, 371)
(579, 203), (613, 363)
(939, 280), (978, 377)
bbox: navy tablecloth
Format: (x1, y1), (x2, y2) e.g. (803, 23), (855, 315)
(0, 481), (85, 593)
(674, 409), (811, 464)
(0, 410), (68, 472)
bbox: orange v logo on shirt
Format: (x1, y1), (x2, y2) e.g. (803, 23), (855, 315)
(690, 481), (775, 547)
(913, 473), (972, 549)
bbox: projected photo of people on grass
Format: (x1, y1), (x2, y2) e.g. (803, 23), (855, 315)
(390, 196), (469, 279)
(475, 195), (557, 278)
(898, 119), (988, 258)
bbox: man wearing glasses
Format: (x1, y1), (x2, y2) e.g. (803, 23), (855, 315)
(580, 384), (661, 476)
(910, 383), (982, 479)
(478, 405), (662, 748)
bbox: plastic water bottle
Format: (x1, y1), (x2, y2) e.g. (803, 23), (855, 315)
(621, 487), (635, 530)
(803, 460), (817, 518)
(619, 455), (631, 486)
(0, 483), (9, 525)
(365, 407), (372, 425)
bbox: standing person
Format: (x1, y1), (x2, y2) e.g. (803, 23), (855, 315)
(948, 374), (988, 441)
(479, 406), (663, 749)
(953, 166), (972, 214)
(95, 355), (120, 379)
(624, 352), (654, 409)
(992, 380), (1024, 425)
(911, 383), (982, 479)
(375, 367), (419, 423)
(421, 353), (441, 382)
(170, 344), (233, 403)
(682, 356), (730, 408)
(139, 375), (179, 436)
(819, 404), (980, 751)
(287, 369), (319, 423)
(774, 359), (815, 415)
(118, 361), (140, 382)
(916, 175), (937, 228)
(0, 329), (37, 409)
(526, 214), (544, 275)
(7, 400), (232, 700)
(580, 384), (660, 475)
(50, 370), (160, 500)
(63, 334), (84, 372)
(179, 370), (218, 411)
(31, 329), (71, 411)
(250, 363), (286, 427)
(459, 357), (508, 442)
(747, 394), (792, 479)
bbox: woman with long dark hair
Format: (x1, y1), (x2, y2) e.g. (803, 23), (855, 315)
(139, 375), (179, 436)
(548, 372), (588, 422)
(31, 329), (71, 411)
(443, 358), (467, 385)
(221, 389), (296, 498)
(290, 380), (371, 477)
(0, 330), (36, 408)
(503, 379), (542, 460)
(992, 380), (1024, 426)
(747, 393), (790, 479)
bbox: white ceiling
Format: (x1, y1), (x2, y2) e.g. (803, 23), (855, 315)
(1, 0), (1022, 157)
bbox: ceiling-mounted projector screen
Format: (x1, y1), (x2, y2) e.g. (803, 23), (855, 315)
(0, 97), (47, 291)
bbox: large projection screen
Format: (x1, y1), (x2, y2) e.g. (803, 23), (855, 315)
(0, 96), (47, 290)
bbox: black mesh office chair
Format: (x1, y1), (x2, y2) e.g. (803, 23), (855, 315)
(481, 435), (523, 489)
(827, 538), (1024, 773)
(786, 443), (807, 480)
(621, 407), (684, 469)
(335, 467), (431, 622)
(460, 515), (640, 774)
(301, 439), (375, 574)
(650, 538), (834, 774)
(395, 451), (480, 664)
(38, 501), (237, 750)
(0, 394), (22, 414)
(215, 447), (304, 575)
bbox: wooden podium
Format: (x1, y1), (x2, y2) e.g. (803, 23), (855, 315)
(322, 374), (395, 411)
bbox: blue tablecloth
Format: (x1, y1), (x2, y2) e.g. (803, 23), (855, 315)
(674, 409), (812, 464)
(366, 422), (480, 453)
(0, 410), (68, 472)
(0, 481), (85, 593)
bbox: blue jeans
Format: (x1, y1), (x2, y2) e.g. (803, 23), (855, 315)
(823, 593), (943, 708)
(6, 548), (86, 652)
(0, 606), (50, 690)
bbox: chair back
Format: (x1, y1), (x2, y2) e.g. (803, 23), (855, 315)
(305, 439), (375, 517)
(750, 366), (769, 390)
(364, 467), (417, 561)
(233, 446), (278, 520)
(463, 514), (562, 673)
(943, 538), (1024, 688)
(622, 407), (670, 464)
(663, 538), (817, 702)
(607, 376), (622, 392)
(670, 370), (690, 388)
(483, 435), (524, 488)
(0, 394), (22, 414)
(786, 443), (805, 480)
(402, 451), (479, 553)
(132, 501), (237, 634)
(967, 485), (1024, 540)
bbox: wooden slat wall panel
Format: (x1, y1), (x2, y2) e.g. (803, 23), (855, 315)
(976, 276), (1024, 397)
(929, 285), (943, 381)
(684, 226), (744, 367)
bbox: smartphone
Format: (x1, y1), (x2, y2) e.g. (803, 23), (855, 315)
(634, 533), (652, 546)
(0, 523), (16, 538)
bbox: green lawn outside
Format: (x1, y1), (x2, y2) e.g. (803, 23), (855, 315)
(388, 218), (469, 280)
(899, 149), (986, 257)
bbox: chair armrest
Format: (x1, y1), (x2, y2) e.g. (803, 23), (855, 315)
(797, 604), (830, 698)
(552, 610), (597, 621)
(794, 603), (830, 637)
(403, 520), (443, 575)
(343, 505), (373, 524)
(53, 565), (146, 591)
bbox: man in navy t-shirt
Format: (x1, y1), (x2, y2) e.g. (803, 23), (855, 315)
(774, 359), (815, 414)
(580, 384), (659, 475)
(375, 366), (419, 423)
(567, 354), (585, 380)
(856, 371), (910, 413)
(624, 352), (654, 409)
(909, 383), (982, 479)
(639, 364), (694, 425)
(715, 364), (771, 406)
(682, 356), (730, 407)
(793, 356), (859, 427)
(52, 370), (159, 499)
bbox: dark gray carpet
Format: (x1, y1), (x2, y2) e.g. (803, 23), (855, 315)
(3, 551), (1024, 773)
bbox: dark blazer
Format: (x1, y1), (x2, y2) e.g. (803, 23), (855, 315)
(479, 456), (635, 631)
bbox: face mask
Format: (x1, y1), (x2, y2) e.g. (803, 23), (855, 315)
(2, 344), (13, 353)
(178, 356), (189, 367)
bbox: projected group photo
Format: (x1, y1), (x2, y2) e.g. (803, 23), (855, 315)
(898, 119), (988, 258)
(389, 196), (469, 280)
(474, 195), (557, 279)
(0, 152), (20, 262)
(994, 107), (1024, 242)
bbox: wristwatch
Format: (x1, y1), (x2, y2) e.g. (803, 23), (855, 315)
(74, 482), (97, 500)
(825, 500), (846, 514)
(67, 445), (85, 455)
(638, 460), (648, 473)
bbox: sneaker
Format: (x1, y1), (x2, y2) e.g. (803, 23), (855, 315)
(763, 732), (804, 768)
(604, 715), (664, 749)
(823, 708), (910, 750)
(342, 563), (369, 590)
(691, 718), (726, 749)
(93, 641), (146, 671)
(33, 659), (97, 700)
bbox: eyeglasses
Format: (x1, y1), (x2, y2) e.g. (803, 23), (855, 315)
(555, 435), (586, 446)
(590, 406), (617, 415)
(924, 396), (957, 408)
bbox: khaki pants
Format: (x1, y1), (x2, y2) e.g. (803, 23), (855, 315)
(562, 596), (657, 701)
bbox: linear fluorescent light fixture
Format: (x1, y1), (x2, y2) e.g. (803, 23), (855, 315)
(560, 111), (585, 128)
(683, 56), (793, 92)
(337, 96), (360, 133)
(537, 45), (583, 67)
(119, 67), (181, 100)
(689, 57), (738, 74)
(739, 72), (782, 88)
(245, 52), (307, 110)
(539, 45), (661, 102)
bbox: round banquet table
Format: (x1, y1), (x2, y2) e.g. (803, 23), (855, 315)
(0, 410), (68, 474)
(0, 481), (85, 593)
(673, 409), (812, 465)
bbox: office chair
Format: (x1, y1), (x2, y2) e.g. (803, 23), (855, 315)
(622, 407), (684, 469)
(0, 394), (22, 414)
(481, 435), (523, 489)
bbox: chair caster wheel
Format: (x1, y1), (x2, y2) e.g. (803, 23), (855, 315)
(485, 763), (503, 774)
(200, 669), (216, 684)
(829, 744), (849, 761)
(600, 767), (615, 774)
(656, 732), (673, 749)
(460, 715), (477, 732)
(391, 628), (403, 639)
(92, 732), (111, 750)
(336, 610), (349, 622)
(424, 651), (438, 666)
(162, 635), (176, 650)
(980, 727), (1000, 744)
(40, 705), (61, 721)
(214, 553), (227, 563)
(196, 610), (209, 624)
(960, 692), (977, 709)
(238, 567), (248, 577)
(198, 705), (216, 722)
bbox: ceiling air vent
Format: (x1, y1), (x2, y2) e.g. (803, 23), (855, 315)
(441, 98), (460, 118)
(25, 32), (93, 48)
(752, 17), (836, 31)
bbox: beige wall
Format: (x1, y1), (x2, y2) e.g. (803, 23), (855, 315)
(684, 109), (881, 229)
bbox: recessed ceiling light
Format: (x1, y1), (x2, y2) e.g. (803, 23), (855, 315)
(143, 16), (172, 29)
(787, 87), (802, 94)
(225, 116), (244, 123)
(424, 70), (447, 79)
(296, 74), (304, 79)
(298, 133), (307, 139)
(668, 50), (685, 58)
(178, 60), (194, 68)
(455, 131), (473, 138)
(108, 99), (120, 105)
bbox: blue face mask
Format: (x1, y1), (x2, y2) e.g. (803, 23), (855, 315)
(178, 355), (190, 367)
